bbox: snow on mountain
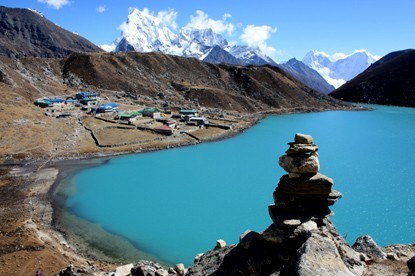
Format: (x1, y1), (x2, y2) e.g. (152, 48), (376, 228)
(115, 8), (181, 54)
(229, 45), (276, 66)
(99, 43), (117, 52)
(111, 8), (276, 66)
(27, 8), (44, 17)
(302, 49), (381, 88)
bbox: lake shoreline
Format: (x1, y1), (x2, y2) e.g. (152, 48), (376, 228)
(0, 105), (371, 274)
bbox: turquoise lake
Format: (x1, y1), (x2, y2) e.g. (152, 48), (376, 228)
(57, 105), (415, 266)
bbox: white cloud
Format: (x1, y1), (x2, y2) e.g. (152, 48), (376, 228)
(157, 9), (178, 30)
(38, 0), (71, 10)
(318, 67), (346, 88)
(240, 25), (277, 56)
(185, 10), (235, 35)
(96, 5), (107, 13)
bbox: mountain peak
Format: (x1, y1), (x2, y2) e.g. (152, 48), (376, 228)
(0, 5), (101, 58)
(302, 49), (382, 88)
(115, 8), (179, 54)
(112, 9), (276, 66)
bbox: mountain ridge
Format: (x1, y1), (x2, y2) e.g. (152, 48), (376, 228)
(278, 58), (335, 94)
(109, 7), (273, 67)
(329, 49), (415, 107)
(302, 50), (380, 88)
(0, 5), (102, 58)
(105, 8), (336, 94)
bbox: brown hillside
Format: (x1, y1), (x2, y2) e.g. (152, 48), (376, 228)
(0, 52), (356, 160)
(0, 6), (102, 58)
(62, 52), (349, 112)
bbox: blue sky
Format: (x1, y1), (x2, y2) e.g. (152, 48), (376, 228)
(3, 0), (414, 62)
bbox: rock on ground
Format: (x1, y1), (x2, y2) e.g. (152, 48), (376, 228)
(288, 234), (356, 276)
(352, 235), (387, 260)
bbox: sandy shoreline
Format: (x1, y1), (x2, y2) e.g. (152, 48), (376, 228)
(0, 162), (118, 275)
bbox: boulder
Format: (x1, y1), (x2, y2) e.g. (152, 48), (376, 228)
(262, 225), (285, 244)
(239, 230), (260, 249)
(295, 133), (314, 144)
(155, 269), (168, 276)
(174, 263), (186, 276)
(114, 264), (134, 276)
(352, 235), (387, 260)
(294, 220), (318, 234)
(290, 234), (356, 276)
(279, 154), (320, 174)
(131, 260), (165, 276)
(214, 239), (226, 250)
(407, 255), (415, 272)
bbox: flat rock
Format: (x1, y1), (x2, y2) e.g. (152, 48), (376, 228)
(283, 219), (302, 226)
(286, 143), (318, 155)
(352, 235), (387, 260)
(277, 173), (333, 195)
(294, 133), (314, 144)
(279, 154), (320, 174)
(327, 190), (343, 205)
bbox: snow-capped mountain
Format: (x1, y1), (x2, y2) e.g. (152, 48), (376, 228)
(104, 8), (275, 66)
(229, 45), (277, 66)
(302, 50), (381, 88)
(114, 8), (180, 54)
(102, 8), (337, 94)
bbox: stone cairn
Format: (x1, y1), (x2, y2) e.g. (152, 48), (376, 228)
(187, 133), (365, 275)
(268, 133), (342, 223)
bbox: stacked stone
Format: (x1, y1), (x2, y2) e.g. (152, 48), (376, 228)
(268, 133), (342, 224)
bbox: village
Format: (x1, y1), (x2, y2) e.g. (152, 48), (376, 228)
(33, 91), (250, 150)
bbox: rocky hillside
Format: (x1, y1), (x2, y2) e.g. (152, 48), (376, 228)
(278, 58), (335, 94)
(0, 6), (102, 58)
(0, 51), (357, 160)
(330, 49), (415, 107)
(61, 52), (350, 113)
